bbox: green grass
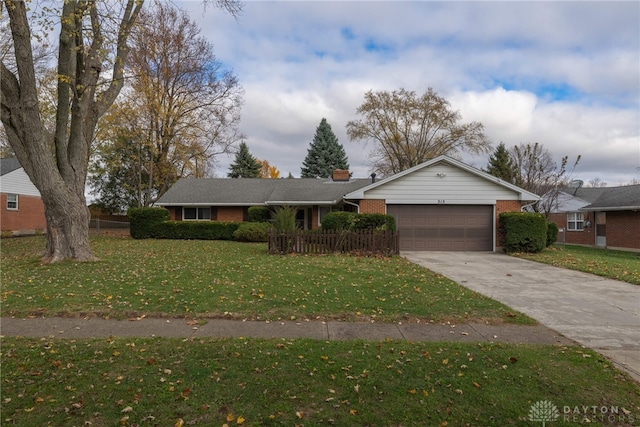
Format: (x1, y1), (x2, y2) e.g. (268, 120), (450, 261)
(514, 245), (640, 285)
(2, 337), (639, 427)
(0, 235), (533, 324)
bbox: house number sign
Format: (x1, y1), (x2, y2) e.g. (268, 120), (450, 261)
(438, 200), (446, 204)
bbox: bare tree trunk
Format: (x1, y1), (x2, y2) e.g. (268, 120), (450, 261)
(41, 189), (95, 263)
(1, 0), (143, 263)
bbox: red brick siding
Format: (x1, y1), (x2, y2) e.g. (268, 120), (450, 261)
(216, 206), (245, 222)
(495, 200), (527, 247)
(548, 212), (596, 246)
(359, 199), (386, 214)
(0, 193), (46, 233)
(607, 211), (640, 250)
(311, 206), (319, 229)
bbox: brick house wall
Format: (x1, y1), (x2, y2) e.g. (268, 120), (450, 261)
(0, 193), (47, 233)
(548, 211), (596, 246)
(359, 199), (386, 214)
(607, 211), (640, 250)
(495, 200), (527, 247)
(216, 206), (245, 222)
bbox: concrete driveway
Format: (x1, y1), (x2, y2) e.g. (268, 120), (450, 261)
(402, 251), (640, 382)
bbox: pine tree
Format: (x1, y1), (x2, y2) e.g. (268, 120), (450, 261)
(228, 142), (261, 178)
(485, 142), (516, 182)
(301, 118), (349, 178)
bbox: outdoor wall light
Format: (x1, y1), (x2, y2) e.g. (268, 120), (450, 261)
(436, 173), (447, 178)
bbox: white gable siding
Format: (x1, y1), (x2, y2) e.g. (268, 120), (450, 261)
(363, 163), (518, 204)
(0, 168), (41, 197)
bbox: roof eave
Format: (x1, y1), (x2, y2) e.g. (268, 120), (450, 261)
(265, 200), (338, 206)
(581, 206), (640, 211)
(156, 202), (265, 207)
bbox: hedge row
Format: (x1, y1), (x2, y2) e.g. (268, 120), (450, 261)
(321, 211), (396, 231)
(152, 221), (239, 240)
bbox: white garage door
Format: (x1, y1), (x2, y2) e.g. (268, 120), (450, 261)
(388, 205), (494, 251)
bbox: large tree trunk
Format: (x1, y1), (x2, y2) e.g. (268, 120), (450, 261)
(1, 0), (143, 263)
(41, 189), (95, 263)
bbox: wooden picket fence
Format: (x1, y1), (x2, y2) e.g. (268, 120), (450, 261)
(268, 229), (399, 256)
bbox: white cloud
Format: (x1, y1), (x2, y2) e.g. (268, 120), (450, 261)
(179, 0), (639, 184)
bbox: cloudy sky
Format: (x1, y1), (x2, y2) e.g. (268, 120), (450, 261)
(179, 1), (639, 185)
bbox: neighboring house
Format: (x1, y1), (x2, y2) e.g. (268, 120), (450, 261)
(547, 184), (640, 251)
(0, 158), (47, 235)
(156, 155), (540, 251)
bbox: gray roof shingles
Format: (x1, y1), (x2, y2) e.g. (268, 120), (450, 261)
(0, 158), (22, 176)
(581, 184), (640, 210)
(156, 177), (373, 206)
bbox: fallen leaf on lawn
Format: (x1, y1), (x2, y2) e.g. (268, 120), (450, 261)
(227, 413), (235, 422)
(509, 357), (518, 364)
(296, 411), (305, 419)
(408, 388), (417, 394)
(121, 406), (133, 413)
(237, 415), (245, 424)
(175, 418), (184, 427)
(473, 382), (481, 388)
(349, 409), (358, 415)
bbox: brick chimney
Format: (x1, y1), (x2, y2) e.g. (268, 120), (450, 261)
(332, 169), (350, 181)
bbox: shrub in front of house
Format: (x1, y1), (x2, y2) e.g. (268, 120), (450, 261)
(546, 221), (559, 247)
(248, 206), (271, 223)
(321, 211), (357, 230)
(271, 205), (298, 232)
(355, 213), (396, 231)
(321, 212), (396, 231)
(151, 221), (239, 240)
(233, 222), (271, 242)
(499, 212), (547, 253)
(128, 207), (170, 239)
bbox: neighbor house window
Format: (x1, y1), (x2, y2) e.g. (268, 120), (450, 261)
(183, 207), (211, 221)
(6, 193), (18, 210)
(567, 212), (584, 231)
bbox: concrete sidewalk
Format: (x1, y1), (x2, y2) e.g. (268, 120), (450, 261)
(0, 316), (571, 345)
(403, 251), (640, 383)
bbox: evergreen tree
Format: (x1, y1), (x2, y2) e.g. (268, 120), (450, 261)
(228, 142), (261, 178)
(485, 142), (516, 182)
(301, 118), (349, 178)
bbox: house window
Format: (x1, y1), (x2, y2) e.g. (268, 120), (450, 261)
(183, 207), (211, 221)
(567, 212), (584, 231)
(6, 193), (18, 210)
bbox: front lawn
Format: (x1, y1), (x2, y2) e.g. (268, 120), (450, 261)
(2, 337), (639, 426)
(0, 235), (532, 324)
(514, 245), (640, 285)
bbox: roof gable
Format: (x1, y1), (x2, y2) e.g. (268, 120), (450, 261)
(344, 155), (540, 201)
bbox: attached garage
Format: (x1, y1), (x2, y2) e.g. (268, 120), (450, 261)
(344, 156), (540, 252)
(388, 205), (493, 251)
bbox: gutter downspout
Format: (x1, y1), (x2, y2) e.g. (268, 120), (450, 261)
(343, 199), (360, 213)
(520, 201), (537, 212)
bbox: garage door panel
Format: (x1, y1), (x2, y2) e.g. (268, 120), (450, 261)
(388, 205), (493, 251)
